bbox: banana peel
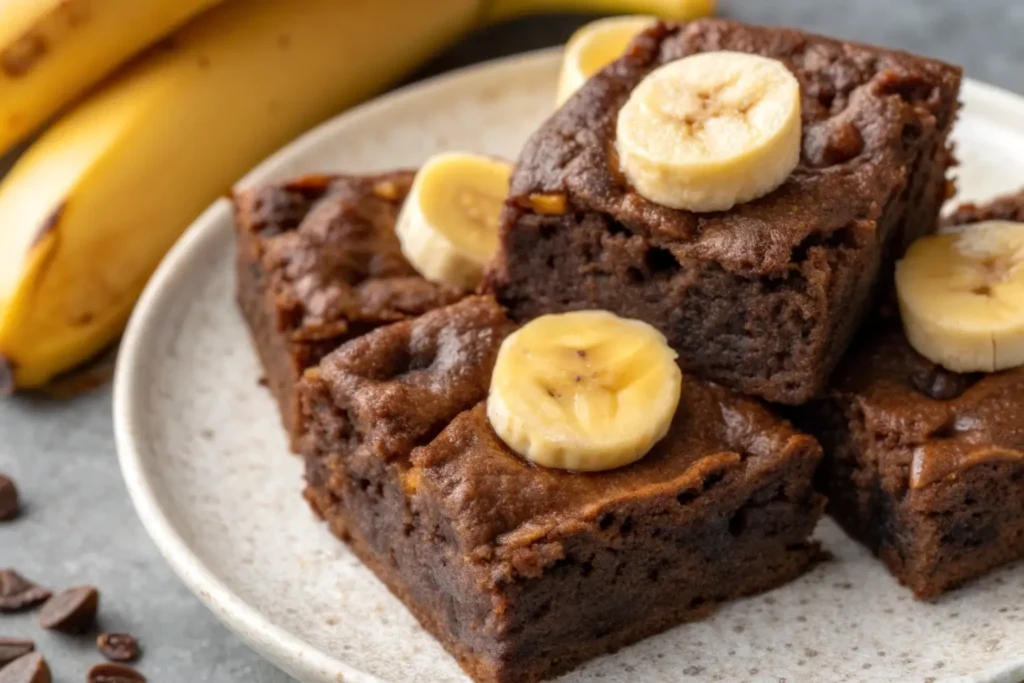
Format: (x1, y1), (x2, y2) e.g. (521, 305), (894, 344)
(0, 0), (716, 393)
(484, 0), (715, 22)
(0, 0), (227, 155)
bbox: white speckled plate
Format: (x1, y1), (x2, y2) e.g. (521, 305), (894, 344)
(114, 49), (1024, 683)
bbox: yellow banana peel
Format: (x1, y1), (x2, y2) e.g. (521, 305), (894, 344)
(485, 0), (715, 22)
(0, 0), (227, 155)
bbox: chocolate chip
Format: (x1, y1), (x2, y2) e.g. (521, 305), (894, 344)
(97, 633), (140, 663)
(0, 639), (34, 668)
(38, 585), (99, 634)
(0, 475), (17, 521)
(0, 652), (50, 683)
(911, 365), (980, 401)
(86, 663), (146, 683)
(0, 571), (51, 613)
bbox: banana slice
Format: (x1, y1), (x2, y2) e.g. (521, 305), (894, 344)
(487, 310), (682, 472)
(556, 15), (656, 106)
(396, 152), (511, 290)
(616, 50), (802, 213)
(897, 220), (1024, 373)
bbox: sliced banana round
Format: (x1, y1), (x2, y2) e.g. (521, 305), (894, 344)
(897, 220), (1024, 373)
(487, 310), (682, 472)
(556, 15), (656, 106)
(616, 50), (802, 213)
(396, 152), (511, 290)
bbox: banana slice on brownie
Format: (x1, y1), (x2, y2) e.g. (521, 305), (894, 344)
(396, 152), (511, 289)
(556, 15), (656, 106)
(487, 310), (682, 472)
(897, 220), (1024, 373)
(616, 51), (801, 212)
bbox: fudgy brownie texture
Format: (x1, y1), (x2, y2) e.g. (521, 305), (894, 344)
(234, 171), (464, 448)
(487, 19), (962, 405)
(800, 322), (1024, 599)
(301, 297), (825, 683)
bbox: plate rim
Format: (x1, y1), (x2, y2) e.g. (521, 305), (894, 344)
(113, 45), (1024, 683)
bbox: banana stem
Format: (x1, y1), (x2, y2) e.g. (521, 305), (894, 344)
(483, 0), (715, 23)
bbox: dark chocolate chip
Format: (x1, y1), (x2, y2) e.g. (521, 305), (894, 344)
(0, 475), (18, 521)
(38, 585), (99, 634)
(0, 652), (50, 683)
(86, 663), (146, 683)
(97, 633), (140, 663)
(0, 571), (51, 613)
(0, 639), (34, 668)
(910, 365), (981, 401)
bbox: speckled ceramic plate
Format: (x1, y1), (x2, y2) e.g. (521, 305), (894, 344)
(114, 49), (1024, 683)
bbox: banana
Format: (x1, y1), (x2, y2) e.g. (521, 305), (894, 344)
(0, 0), (226, 155)
(0, 0), (478, 391)
(556, 15), (656, 106)
(615, 50), (801, 213)
(396, 152), (511, 290)
(896, 220), (1024, 373)
(485, 0), (714, 22)
(487, 310), (682, 471)
(0, 0), (718, 392)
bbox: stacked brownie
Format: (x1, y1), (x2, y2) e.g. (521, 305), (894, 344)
(229, 17), (1021, 683)
(487, 20), (961, 405)
(800, 189), (1024, 598)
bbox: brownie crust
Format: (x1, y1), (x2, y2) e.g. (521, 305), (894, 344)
(301, 297), (825, 683)
(234, 171), (463, 448)
(487, 19), (962, 404)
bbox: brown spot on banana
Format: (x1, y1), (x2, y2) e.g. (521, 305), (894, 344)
(1, 33), (47, 78)
(31, 201), (66, 247)
(57, 0), (91, 28)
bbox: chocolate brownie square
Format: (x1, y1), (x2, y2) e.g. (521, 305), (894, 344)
(234, 171), (464, 448)
(801, 322), (1024, 598)
(800, 192), (1024, 598)
(301, 296), (825, 683)
(487, 19), (961, 404)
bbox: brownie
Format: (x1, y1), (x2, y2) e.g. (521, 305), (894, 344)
(301, 297), (825, 683)
(234, 171), (464, 448)
(801, 322), (1024, 599)
(800, 192), (1024, 598)
(486, 19), (962, 405)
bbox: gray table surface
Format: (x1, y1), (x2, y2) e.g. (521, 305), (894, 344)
(2, 2), (1022, 681)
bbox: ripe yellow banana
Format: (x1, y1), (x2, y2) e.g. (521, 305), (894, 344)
(0, 0), (478, 391)
(485, 0), (715, 22)
(487, 310), (682, 471)
(896, 220), (1024, 373)
(396, 152), (511, 290)
(0, 0), (226, 155)
(556, 15), (656, 105)
(616, 51), (802, 212)
(0, 0), (718, 393)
